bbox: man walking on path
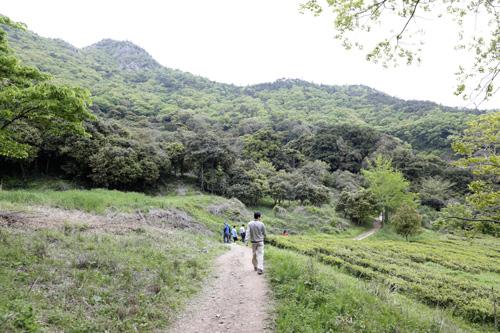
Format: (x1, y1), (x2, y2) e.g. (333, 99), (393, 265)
(239, 224), (246, 242)
(223, 221), (231, 243)
(246, 212), (267, 275)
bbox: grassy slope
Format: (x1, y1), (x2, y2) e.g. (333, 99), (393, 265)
(0, 187), (236, 331)
(0, 227), (220, 331)
(2, 187), (496, 332)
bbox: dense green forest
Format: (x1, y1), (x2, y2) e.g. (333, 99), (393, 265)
(1, 19), (498, 234)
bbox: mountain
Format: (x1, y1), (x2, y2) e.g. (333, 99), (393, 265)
(4, 24), (485, 154)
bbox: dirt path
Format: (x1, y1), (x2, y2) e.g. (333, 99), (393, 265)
(352, 214), (382, 240)
(169, 243), (272, 333)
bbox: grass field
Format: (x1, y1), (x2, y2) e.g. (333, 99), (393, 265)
(2, 186), (498, 331)
(0, 225), (223, 331)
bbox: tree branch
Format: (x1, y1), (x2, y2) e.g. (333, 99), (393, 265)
(396, 0), (421, 41)
(446, 216), (500, 224)
(0, 106), (39, 130)
(355, 0), (388, 18)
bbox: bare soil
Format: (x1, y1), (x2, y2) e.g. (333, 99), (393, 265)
(168, 243), (273, 333)
(352, 214), (382, 240)
(0, 206), (213, 236)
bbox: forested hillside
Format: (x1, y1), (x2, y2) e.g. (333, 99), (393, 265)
(0, 21), (493, 227)
(4, 25), (486, 155)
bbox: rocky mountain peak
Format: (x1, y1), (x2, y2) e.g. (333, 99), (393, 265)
(85, 39), (160, 72)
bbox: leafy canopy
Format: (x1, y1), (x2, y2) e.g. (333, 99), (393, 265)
(0, 15), (94, 158)
(300, 0), (500, 105)
(452, 111), (500, 231)
(392, 203), (423, 241)
(362, 154), (417, 226)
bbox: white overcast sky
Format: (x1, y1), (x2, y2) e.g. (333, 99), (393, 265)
(2, 0), (499, 109)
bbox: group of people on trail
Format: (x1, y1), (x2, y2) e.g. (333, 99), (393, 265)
(223, 221), (246, 243)
(222, 212), (267, 275)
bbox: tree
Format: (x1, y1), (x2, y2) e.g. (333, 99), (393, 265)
(294, 180), (331, 206)
(418, 175), (455, 210)
(336, 189), (381, 225)
(300, 0), (500, 104)
(431, 203), (475, 234)
(362, 154), (417, 227)
(0, 16), (94, 158)
(241, 130), (282, 165)
(297, 160), (329, 185)
(89, 145), (143, 189)
(269, 170), (296, 205)
(451, 112), (500, 231)
(164, 142), (186, 176)
(310, 123), (379, 172)
(392, 204), (423, 241)
(185, 131), (235, 192)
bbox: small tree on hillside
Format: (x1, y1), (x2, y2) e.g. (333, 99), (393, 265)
(392, 204), (423, 241)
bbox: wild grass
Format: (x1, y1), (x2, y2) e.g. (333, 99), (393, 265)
(248, 201), (357, 236)
(266, 246), (496, 332)
(0, 226), (224, 332)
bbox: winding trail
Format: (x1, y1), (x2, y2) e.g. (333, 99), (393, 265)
(169, 243), (272, 333)
(352, 215), (382, 240)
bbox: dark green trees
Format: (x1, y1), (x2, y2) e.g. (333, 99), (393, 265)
(336, 189), (380, 225)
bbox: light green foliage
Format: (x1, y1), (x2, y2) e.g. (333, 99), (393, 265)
(419, 175), (455, 201)
(0, 16), (95, 158)
(452, 112), (500, 230)
(362, 154), (417, 226)
(5, 24), (483, 159)
(267, 234), (500, 327)
(300, 0), (500, 104)
(432, 203), (475, 234)
(391, 203), (423, 241)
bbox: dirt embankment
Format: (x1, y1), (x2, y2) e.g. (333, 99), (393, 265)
(0, 206), (214, 236)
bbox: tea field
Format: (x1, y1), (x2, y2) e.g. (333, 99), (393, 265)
(267, 234), (500, 326)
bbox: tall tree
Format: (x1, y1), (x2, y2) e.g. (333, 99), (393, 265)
(185, 131), (235, 192)
(362, 154), (417, 227)
(452, 112), (500, 231)
(300, 0), (500, 104)
(0, 16), (94, 158)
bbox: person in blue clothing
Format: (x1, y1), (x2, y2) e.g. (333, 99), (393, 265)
(223, 221), (231, 243)
(231, 225), (238, 243)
